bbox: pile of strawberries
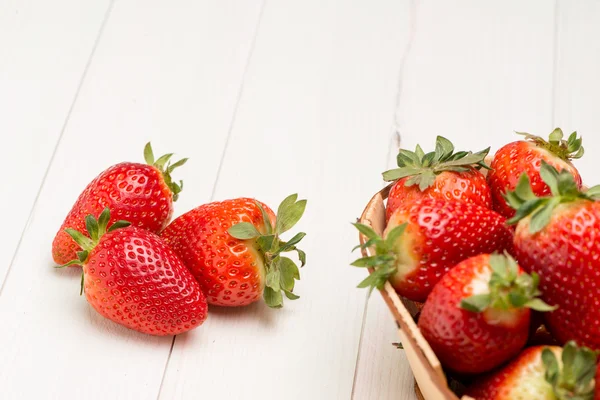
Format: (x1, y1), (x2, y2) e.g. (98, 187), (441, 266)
(353, 130), (600, 399)
(52, 143), (306, 336)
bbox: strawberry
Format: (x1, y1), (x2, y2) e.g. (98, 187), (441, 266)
(160, 195), (307, 308)
(352, 198), (513, 302)
(507, 161), (600, 350)
(52, 143), (187, 265)
(383, 136), (491, 222)
(418, 253), (553, 374)
(57, 208), (207, 336)
(466, 341), (598, 400)
(487, 128), (583, 218)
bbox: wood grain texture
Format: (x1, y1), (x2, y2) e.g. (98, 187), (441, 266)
(358, 1), (558, 398)
(0, 1), (263, 398)
(2, 1), (599, 399)
(0, 0), (111, 286)
(395, 0), (556, 154)
(159, 1), (410, 399)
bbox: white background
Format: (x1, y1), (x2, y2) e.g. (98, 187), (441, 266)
(1, 1), (600, 399)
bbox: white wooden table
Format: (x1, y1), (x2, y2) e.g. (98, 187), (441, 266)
(1, 1), (599, 399)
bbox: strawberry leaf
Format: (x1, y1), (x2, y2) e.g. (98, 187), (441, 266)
(279, 257), (299, 291)
(524, 298), (557, 312)
(549, 127), (564, 143)
(167, 158), (188, 174)
(266, 268), (281, 292)
(97, 207), (110, 237)
(382, 167), (423, 182)
(529, 197), (561, 234)
(144, 142), (155, 165)
(385, 223), (407, 248)
(246, 194), (307, 309)
(464, 253), (555, 313)
(352, 223), (379, 240)
(255, 201), (273, 234)
(275, 195), (306, 234)
(228, 222), (261, 240)
(544, 341), (597, 400)
(283, 289), (300, 300)
(382, 137), (489, 189)
(460, 294), (491, 313)
(518, 128), (585, 161)
(506, 162), (594, 231)
(278, 232), (306, 253)
(296, 249), (306, 267)
(85, 214), (99, 241)
(65, 229), (95, 252)
(263, 287), (283, 309)
(144, 143), (187, 202)
(351, 223), (401, 293)
(107, 220), (131, 233)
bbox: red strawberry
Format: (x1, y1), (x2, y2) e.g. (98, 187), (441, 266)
(58, 208), (207, 336)
(160, 195), (307, 308)
(383, 136), (491, 222)
(488, 128), (583, 218)
(418, 253), (553, 374)
(52, 143), (187, 265)
(352, 198), (513, 302)
(466, 341), (598, 400)
(507, 162), (600, 350)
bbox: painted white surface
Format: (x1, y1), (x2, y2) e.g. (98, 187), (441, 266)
(0, 0), (263, 398)
(1, 1), (599, 399)
(159, 1), (409, 398)
(0, 0), (111, 285)
(554, 0), (600, 183)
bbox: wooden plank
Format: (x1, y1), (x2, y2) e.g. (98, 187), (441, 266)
(159, 1), (410, 399)
(0, 0), (111, 285)
(0, 1), (263, 399)
(352, 132), (418, 400)
(355, 1), (557, 398)
(396, 0), (555, 154)
(554, 0), (600, 182)
(352, 293), (416, 400)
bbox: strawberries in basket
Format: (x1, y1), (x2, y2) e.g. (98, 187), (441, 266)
(353, 129), (600, 399)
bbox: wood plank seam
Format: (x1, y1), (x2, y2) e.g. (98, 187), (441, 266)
(155, 1), (269, 398)
(392, 0), (418, 138)
(0, 0), (116, 297)
(208, 0), (269, 202)
(351, 1), (418, 397)
(350, 132), (401, 400)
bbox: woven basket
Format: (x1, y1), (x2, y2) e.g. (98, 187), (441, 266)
(358, 183), (475, 400)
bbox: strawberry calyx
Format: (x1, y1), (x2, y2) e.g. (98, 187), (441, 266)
(460, 253), (555, 313)
(506, 161), (600, 234)
(350, 222), (408, 293)
(227, 194), (307, 309)
(143, 142), (188, 202)
(542, 341), (598, 400)
(382, 136), (490, 190)
(516, 128), (584, 161)
(55, 207), (131, 294)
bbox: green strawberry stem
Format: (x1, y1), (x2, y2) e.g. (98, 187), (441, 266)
(227, 194), (307, 309)
(55, 208), (131, 294)
(505, 161), (600, 234)
(382, 136), (490, 190)
(516, 128), (584, 161)
(460, 253), (555, 313)
(144, 142), (188, 201)
(542, 341), (598, 400)
(350, 222), (407, 294)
